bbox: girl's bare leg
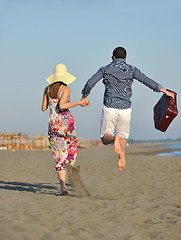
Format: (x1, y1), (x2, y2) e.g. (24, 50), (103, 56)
(69, 161), (75, 167)
(57, 170), (67, 194)
(68, 161), (76, 175)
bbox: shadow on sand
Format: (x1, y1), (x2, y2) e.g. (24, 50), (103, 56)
(0, 180), (63, 196)
(0, 166), (90, 197)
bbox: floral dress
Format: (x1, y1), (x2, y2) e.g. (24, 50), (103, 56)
(48, 87), (77, 172)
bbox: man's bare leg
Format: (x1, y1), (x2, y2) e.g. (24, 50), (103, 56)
(114, 136), (127, 171)
(102, 134), (127, 171)
(118, 152), (126, 171)
(114, 135), (122, 154)
(101, 133), (114, 145)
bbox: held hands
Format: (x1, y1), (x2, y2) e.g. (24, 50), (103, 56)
(80, 96), (90, 107)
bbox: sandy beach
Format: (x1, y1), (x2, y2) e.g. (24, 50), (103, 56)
(0, 142), (181, 240)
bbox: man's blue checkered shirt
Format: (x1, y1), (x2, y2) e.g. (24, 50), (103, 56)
(81, 58), (163, 109)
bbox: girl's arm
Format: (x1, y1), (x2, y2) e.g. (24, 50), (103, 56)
(41, 90), (48, 112)
(59, 86), (88, 109)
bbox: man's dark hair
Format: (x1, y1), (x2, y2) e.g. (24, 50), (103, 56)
(113, 47), (127, 59)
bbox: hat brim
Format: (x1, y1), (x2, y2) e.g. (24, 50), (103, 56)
(46, 72), (76, 85)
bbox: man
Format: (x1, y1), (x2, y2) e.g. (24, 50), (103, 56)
(81, 47), (174, 171)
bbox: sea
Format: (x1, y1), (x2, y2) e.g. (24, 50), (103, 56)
(157, 143), (181, 157)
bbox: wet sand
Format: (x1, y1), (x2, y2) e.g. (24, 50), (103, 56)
(0, 142), (181, 240)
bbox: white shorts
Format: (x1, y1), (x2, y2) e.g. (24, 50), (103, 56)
(100, 106), (132, 139)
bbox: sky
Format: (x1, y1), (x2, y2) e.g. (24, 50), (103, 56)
(0, 0), (181, 141)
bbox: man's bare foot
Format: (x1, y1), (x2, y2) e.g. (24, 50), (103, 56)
(118, 153), (126, 171)
(114, 135), (121, 154)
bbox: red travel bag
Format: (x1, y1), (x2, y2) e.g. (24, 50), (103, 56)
(153, 89), (178, 132)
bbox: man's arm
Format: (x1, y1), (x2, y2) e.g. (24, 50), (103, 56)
(133, 67), (163, 92)
(133, 67), (174, 98)
(81, 68), (104, 97)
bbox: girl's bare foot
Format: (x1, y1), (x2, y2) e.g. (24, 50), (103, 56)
(114, 135), (121, 154)
(61, 189), (68, 196)
(118, 153), (126, 171)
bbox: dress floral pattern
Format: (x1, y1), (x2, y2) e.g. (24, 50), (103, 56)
(48, 93), (77, 172)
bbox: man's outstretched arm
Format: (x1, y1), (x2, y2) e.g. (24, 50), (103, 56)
(133, 67), (175, 98)
(81, 68), (104, 98)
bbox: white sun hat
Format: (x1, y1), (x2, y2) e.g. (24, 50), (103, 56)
(46, 63), (76, 85)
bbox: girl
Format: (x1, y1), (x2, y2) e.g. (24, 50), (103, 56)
(41, 63), (89, 195)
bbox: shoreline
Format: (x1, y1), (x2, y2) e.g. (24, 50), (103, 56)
(126, 141), (181, 156)
(1, 141), (181, 154)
